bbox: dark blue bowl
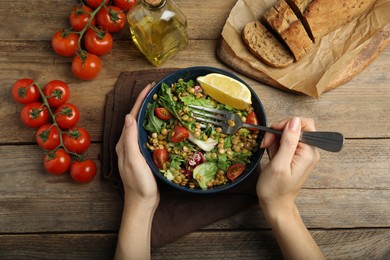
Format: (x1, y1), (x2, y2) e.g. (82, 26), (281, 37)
(137, 66), (267, 194)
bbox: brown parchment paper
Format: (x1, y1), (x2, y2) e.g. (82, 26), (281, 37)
(221, 0), (390, 97)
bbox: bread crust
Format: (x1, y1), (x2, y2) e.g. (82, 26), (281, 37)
(264, 0), (313, 60)
(242, 21), (294, 68)
(305, 0), (376, 40)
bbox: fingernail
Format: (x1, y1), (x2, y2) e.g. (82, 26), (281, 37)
(260, 138), (265, 148)
(288, 117), (300, 131)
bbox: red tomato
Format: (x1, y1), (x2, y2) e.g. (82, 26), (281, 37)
(113, 0), (137, 12)
(20, 102), (49, 128)
(63, 127), (91, 154)
(226, 164), (245, 181)
(153, 148), (168, 169)
(96, 6), (125, 32)
(246, 111), (259, 132)
(155, 107), (172, 120)
(85, 0), (109, 9)
(84, 28), (113, 56)
(43, 149), (71, 175)
(51, 30), (79, 57)
(171, 126), (189, 143)
(55, 103), (80, 130)
(12, 78), (40, 104)
(70, 5), (96, 31)
(70, 159), (97, 183)
(43, 80), (70, 108)
(71, 52), (102, 80)
(36, 124), (61, 150)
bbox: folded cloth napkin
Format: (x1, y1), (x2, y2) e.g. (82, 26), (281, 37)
(102, 69), (259, 248)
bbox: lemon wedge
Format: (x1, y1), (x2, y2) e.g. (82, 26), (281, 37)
(197, 73), (252, 110)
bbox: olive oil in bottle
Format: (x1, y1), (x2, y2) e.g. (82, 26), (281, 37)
(127, 0), (188, 66)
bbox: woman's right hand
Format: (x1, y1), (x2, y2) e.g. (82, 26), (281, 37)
(256, 117), (320, 220)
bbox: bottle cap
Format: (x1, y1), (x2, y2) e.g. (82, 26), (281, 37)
(144, 0), (166, 9)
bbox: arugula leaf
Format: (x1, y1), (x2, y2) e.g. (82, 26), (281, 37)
(143, 102), (165, 133)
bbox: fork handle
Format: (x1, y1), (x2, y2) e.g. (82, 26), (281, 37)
(250, 124), (344, 152)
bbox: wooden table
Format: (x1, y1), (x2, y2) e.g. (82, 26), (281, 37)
(0, 1), (389, 259)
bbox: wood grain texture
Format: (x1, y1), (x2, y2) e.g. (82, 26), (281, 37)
(0, 0), (389, 258)
(0, 229), (388, 260)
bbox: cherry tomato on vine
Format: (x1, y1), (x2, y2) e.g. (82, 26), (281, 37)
(85, 0), (109, 9)
(51, 30), (80, 57)
(43, 80), (70, 108)
(12, 78), (40, 104)
(70, 159), (97, 183)
(70, 5), (96, 31)
(55, 103), (80, 129)
(155, 107), (172, 120)
(153, 148), (168, 169)
(171, 126), (189, 143)
(43, 149), (71, 175)
(63, 127), (91, 154)
(71, 52), (102, 80)
(96, 6), (125, 32)
(20, 102), (49, 128)
(84, 28), (113, 56)
(113, 0), (137, 12)
(226, 164), (245, 181)
(36, 124), (61, 150)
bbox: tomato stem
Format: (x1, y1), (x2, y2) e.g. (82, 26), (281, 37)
(34, 81), (83, 161)
(77, 2), (107, 50)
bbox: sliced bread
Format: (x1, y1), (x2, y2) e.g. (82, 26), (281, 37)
(242, 21), (294, 68)
(285, 0), (314, 41)
(263, 0), (313, 61)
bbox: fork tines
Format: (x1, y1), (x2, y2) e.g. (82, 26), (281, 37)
(189, 105), (228, 128)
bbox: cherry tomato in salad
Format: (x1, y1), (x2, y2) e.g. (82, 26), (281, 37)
(246, 111), (259, 132)
(113, 0), (137, 12)
(36, 124), (61, 150)
(43, 80), (70, 108)
(43, 149), (71, 175)
(226, 163), (245, 181)
(70, 5), (96, 31)
(155, 107), (172, 120)
(12, 78), (40, 104)
(96, 6), (125, 32)
(84, 28), (113, 56)
(171, 126), (189, 143)
(71, 52), (102, 80)
(70, 159), (97, 183)
(20, 102), (49, 128)
(55, 103), (80, 130)
(153, 148), (168, 169)
(63, 127), (91, 154)
(85, 0), (109, 9)
(51, 30), (79, 57)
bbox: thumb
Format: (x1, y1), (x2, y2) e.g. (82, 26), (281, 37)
(272, 117), (301, 165)
(123, 114), (141, 157)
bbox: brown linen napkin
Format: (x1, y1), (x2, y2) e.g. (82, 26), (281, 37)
(102, 69), (259, 248)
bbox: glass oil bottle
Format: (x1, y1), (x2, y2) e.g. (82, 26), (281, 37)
(127, 0), (189, 66)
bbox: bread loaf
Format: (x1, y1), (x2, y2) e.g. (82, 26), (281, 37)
(241, 0), (375, 68)
(304, 0), (375, 41)
(242, 21), (294, 68)
(263, 0), (313, 60)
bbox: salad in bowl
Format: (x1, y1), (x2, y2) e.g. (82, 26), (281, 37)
(137, 67), (267, 193)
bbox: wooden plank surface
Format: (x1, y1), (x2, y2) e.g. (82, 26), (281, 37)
(0, 0), (389, 258)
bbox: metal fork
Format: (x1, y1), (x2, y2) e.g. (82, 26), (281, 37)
(189, 105), (344, 152)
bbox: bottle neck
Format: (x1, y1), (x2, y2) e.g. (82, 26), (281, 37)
(142, 0), (167, 10)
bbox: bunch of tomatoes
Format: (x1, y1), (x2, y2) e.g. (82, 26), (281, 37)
(12, 78), (97, 183)
(52, 0), (136, 80)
